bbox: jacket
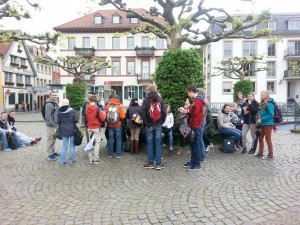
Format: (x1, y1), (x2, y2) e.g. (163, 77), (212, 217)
(140, 92), (166, 128)
(187, 96), (205, 128)
(57, 106), (79, 137)
(104, 99), (125, 127)
(217, 110), (235, 130)
(86, 104), (105, 129)
(126, 103), (141, 129)
(45, 98), (58, 127)
(242, 99), (259, 124)
(162, 113), (174, 129)
(82, 101), (103, 127)
(260, 99), (275, 126)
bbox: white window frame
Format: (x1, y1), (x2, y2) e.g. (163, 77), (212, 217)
(97, 67), (106, 75)
(141, 36), (149, 48)
(129, 18), (138, 23)
(112, 15), (120, 24)
(5, 72), (12, 82)
(128, 86), (135, 99)
(266, 81), (276, 94)
(112, 61), (120, 75)
(156, 37), (164, 49)
(99, 86), (104, 99)
(127, 37), (135, 49)
(97, 37), (105, 50)
(94, 16), (102, 24)
(142, 86), (147, 98)
(112, 37), (120, 49)
(288, 20), (300, 30)
(243, 41), (256, 57)
(142, 61), (150, 79)
(83, 37), (90, 48)
(127, 61), (135, 75)
(223, 41), (232, 58)
(267, 40), (276, 57)
(268, 21), (276, 30)
(68, 38), (75, 50)
(222, 81), (233, 94)
(267, 61), (276, 77)
(25, 75), (31, 84)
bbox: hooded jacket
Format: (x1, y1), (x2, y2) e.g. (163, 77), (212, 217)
(57, 106), (79, 137)
(86, 104), (105, 129)
(104, 99), (125, 127)
(187, 96), (205, 129)
(140, 92), (166, 128)
(126, 102), (141, 129)
(217, 110), (236, 130)
(45, 98), (58, 127)
(260, 99), (275, 126)
(242, 99), (259, 124)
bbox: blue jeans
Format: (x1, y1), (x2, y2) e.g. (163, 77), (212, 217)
(60, 136), (75, 163)
(189, 127), (201, 167)
(146, 127), (162, 165)
(108, 126), (122, 156)
(0, 130), (8, 148)
(161, 128), (173, 149)
(199, 120), (206, 161)
(220, 128), (242, 143)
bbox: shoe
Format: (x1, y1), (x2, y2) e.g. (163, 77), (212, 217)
(248, 148), (255, 154)
(93, 159), (103, 164)
(53, 152), (61, 157)
(183, 162), (192, 168)
(177, 147), (183, 155)
(234, 144), (242, 151)
(262, 155), (274, 160)
(30, 140), (35, 145)
(60, 162), (67, 166)
(69, 160), (75, 165)
(254, 154), (263, 158)
(3, 147), (12, 152)
(108, 155), (113, 158)
(35, 137), (42, 144)
(241, 147), (247, 154)
(48, 155), (57, 161)
(156, 165), (162, 170)
(201, 159), (206, 163)
(116, 154), (125, 159)
(162, 144), (166, 147)
(170, 148), (173, 151)
(143, 164), (154, 169)
(89, 159), (94, 164)
(17, 143), (26, 148)
(205, 145), (211, 152)
(188, 166), (201, 171)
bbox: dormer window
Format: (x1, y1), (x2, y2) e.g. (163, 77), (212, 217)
(244, 22), (256, 31)
(112, 15), (120, 24)
(129, 18), (138, 24)
(268, 20), (276, 30)
(94, 13), (105, 24)
(288, 19), (300, 30)
(224, 23), (232, 32)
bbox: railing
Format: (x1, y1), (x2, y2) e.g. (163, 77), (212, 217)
(284, 48), (300, 58)
(135, 46), (155, 57)
(74, 47), (95, 57)
(284, 70), (300, 78)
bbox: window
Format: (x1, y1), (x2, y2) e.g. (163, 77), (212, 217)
(112, 61), (120, 75)
(245, 62), (256, 77)
(16, 74), (23, 83)
(267, 61), (276, 77)
(94, 15), (103, 24)
(10, 55), (17, 64)
(268, 21), (276, 30)
(49, 67), (52, 74)
(222, 82), (232, 93)
(224, 41), (232, 57)
(68, 37), (75, 50)
(112, 37), (120, 49)
(288, 20), (300, 30)
(142, 86), (147, 98)
(97, 67), (106, 75)
(83, 37), (90, 48)
(99, 86), (104, 99)
(112, 15), (120, 24)
(267, 41), (276, 56)
(4, 72), (13, 82)
(9, 93), (15, 105)
(244, 22), (256, 31)
(45, 66), (48, 74)
(21, 58), (26, 66)
(224, 23), (232, 32)
(41, 65), (44, 73)
(37, 78), (39, 86)
(49, 80), (51, 85)
(37, 64), (40, 72)
(25, 75), (31, 84)
(129, 18), (138, 23)
(142, 61), (150, 79)
(156, 38), (164, 49)
(44, 79), (47, 86)
(142, 36), (149, 47)
(288, 41), (300, 55)
(97, 37), (105, 50)
(128, 86), (135, 99)
(127, 61), (135, 75)
(267, 81), (276, 93)
(243, 41), (256, 57)
(40, 79), (43, 87)
(127, 37), (135, 49)
(252, 81), (257, 93)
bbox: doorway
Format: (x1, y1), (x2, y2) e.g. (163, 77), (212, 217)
(111, 86), (123, 104)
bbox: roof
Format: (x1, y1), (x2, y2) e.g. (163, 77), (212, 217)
(0, 42), (13, 56)
(53, 8), (166, 32)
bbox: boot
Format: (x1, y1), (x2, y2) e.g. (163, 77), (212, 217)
(248, 148), (255, 154)
(134, 140), (139, 154)
(130, 140), (135, 154)
(241, 147), (247, 154)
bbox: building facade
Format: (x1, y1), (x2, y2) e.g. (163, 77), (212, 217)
(54, 8), (167, 106)
(202, 13), (300, 104)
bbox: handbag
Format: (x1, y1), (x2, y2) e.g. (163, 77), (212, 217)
(222, 138), (235, 153)
(55, 126), (62, 140)
(73, 124), (84, 146)
(132, 113), (143, 125)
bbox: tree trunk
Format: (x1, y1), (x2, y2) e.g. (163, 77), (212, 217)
(167, 29), (183, 50)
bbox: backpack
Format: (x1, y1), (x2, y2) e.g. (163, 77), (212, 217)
(179, 118), (195, 144)
(6, 133), (18, 150)
(222, 139), (235, 153)
(148, 98), (162, 123)
(271, 101), (283, 124)
(106, 104), (120, 124)
(42, 102), (58, 121)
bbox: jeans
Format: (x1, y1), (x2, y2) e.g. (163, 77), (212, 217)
(0, 130), (8, 148)
(199, 120), (206, 161)
(189, 127), (201, 167)
(220, 128), (242, 144)
(108, 126), (122, 156)
(161, 128), (173, 149)
(60, 136), (75, 164)
(146, 127), (162, 165)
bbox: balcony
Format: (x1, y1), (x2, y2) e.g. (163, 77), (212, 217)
(74, 47), (95, 57)
(135, 47), (155, 57)
(82, 74), (95, 85)
(137, 74), (152, 84)
(284, 70), (300, 79)
(284, 48), (300, 60)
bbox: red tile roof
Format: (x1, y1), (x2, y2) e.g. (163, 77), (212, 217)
(53, 8), (166, 32)
(0, 42), (13, 56)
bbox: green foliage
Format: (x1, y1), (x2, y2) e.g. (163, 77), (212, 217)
(66, 81), (86, 110)
(233, 80), (253, 102)
(154, 48), (203, 115)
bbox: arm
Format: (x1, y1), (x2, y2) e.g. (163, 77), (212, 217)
(217, 113), (234, 129)
(119, 105), (126, 120)
(126, 108), (130, 119)
(260, 102), (274, 122)
(45, 103), (55, 127)
(248, 101), (259, 114)
(73, 110), (79, 123)
(57, 112), (61, 126)
(160, 99), (167, 124)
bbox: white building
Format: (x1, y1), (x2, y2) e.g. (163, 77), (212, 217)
(54, 8), (167, 106)
(202, 13), (300, 104)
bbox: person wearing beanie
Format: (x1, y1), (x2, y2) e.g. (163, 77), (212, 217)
(57, 98), (79, 165)
(140, 83), (166, 170)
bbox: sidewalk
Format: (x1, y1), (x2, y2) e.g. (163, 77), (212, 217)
(15, 111), (44, 122)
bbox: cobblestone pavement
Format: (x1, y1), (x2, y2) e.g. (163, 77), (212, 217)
(0, 112), (300, 225)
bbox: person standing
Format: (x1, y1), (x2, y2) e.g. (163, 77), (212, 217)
(21, 101), (25, 112)
(57, 99), (79, 165)
(241, 93), (259, 154)
(256, 90), (275, 159)
(161, 104), (174, 152)
(236, 92), (244, 108)
(45, 91), (60, 161)
(126, 98), (141, 154)
(140, 84), (166, 170)
(26, 102), (30, 111)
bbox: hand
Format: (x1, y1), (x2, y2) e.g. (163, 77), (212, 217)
(256, 119), (261, 126)
(248, 100), (251, 104)
(185, 99), (190, 107)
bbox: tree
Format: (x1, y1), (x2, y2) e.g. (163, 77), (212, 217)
(233, 79), (253, 102)
(213, 55), (269, 81)
(288, 61), (300, 76)
(99, 0), (271, 50)
(154, 48), (203, 113)
(66, 82), (86, 110)
(0, 0), (59, 50)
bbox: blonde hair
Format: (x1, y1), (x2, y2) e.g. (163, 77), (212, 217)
(62, 98), (69, 106)
(260, 90), (270, 109)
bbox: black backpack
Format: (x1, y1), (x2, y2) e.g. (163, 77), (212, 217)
(7, 133), (18, 150)
(42, 102), (58, 120)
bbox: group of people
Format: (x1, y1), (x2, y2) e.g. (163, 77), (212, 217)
(217, 90), (275, 159)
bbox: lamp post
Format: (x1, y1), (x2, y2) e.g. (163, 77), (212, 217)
(5, 89), (11, 112)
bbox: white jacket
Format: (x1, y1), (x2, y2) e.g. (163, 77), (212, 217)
(162, 113), (174, 129)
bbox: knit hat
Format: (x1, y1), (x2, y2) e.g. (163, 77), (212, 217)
(62, 98), (69, 106)
(197, 88), (206, 96)
(113, 95), (120, 100)
(147, 84), (157, 93)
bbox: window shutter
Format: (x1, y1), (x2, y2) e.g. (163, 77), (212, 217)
(139, 86), (143, 99)
(124, 86), (128, 99)
(134, 86), (138, 98)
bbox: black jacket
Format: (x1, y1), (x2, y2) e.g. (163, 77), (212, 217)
(57, 106), (79, 137)
(242, 99), (259, 124)
(126, 102), (141, 129)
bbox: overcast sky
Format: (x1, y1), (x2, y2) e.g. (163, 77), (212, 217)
(2, 0), (300, 35)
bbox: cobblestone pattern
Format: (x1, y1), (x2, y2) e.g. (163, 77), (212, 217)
(0, 113), (300, 224)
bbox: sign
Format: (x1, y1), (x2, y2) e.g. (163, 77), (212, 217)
(5, 89), (11, 95)
(104, 81), (111, 84)
(26, 86), (48, 92)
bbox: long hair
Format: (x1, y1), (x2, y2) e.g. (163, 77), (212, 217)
(260, 90), (270, 109)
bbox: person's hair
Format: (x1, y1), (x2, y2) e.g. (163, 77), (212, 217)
(62, 98), (70, 106)
(88, 91), (95, 95)
(247, 92), (255, 98)
(88, 95), (98, 103)
(109, 94), (113, 99)
(165, 104), (171, 111)
(222, 103), (231, 111)
(50, 91), (57, 96)
(9, 110), (15, 113)
(130, 98), (138, 105)
(186, 85), (197, 93)
(260, 90), (270, 109)
(231, 103), (240, 112)
(236, 92), (244, 98)
(1, 112), (7, 115)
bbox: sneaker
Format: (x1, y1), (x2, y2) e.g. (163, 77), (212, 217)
(255, 154), (263, 158)
(177, 147), (183, 155)
(234, 144), (241, 151)
(93, 159), (103, 164)
(188, 166), (201, 171)
(162, 144), (166, 147)
(17, 143), (26, 148)
(69, 160), (75, 165)
(247, 148), (255, 154)
(205, 145), (211, 152)
(34, 137), (42, 144)
(53, 152), (61, 157)
(89, 159), (94, 164)
(48, 155), (57, 161)
(262, 155), (274, 160)
(116, 154), (125, 159)
(60, 162), (67, 166)
(108, 155), (113, 158)
(183, 162), (192, 168)
(170, 148), (173, 151)
(156, 165), (162, 170)
(143, 164), (154, 169)
(201, 159), (206, 163)
(3, 147), (12, 152)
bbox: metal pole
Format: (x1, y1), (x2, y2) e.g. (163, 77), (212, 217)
(294, 103), (296, 130)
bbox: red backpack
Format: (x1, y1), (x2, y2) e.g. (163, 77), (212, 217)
(148, 98), (162, 122)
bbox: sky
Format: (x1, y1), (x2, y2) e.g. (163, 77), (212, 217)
(2, 0), (300, 35)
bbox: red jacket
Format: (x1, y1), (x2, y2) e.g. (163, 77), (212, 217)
(188, 98), (205, 128)
(86, 104), (105, 129)
(104, 99), (125, 127)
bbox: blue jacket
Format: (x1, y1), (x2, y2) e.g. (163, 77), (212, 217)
(260, 99), (275, 126)
(58, 106), (79, 137)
